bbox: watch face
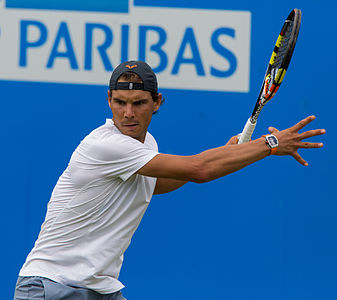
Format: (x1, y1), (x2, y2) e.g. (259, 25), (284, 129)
(267, 136), (278, 147)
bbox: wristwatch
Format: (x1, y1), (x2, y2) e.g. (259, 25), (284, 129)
(262, 134), (279, 155)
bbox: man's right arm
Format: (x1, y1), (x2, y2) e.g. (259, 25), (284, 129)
(138, 116), (325, 184)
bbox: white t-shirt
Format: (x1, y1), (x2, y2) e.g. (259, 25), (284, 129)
(19, 119), (159, 294)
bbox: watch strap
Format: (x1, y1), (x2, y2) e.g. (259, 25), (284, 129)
(262, 134), (278, 155)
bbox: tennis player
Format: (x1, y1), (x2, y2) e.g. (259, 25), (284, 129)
(14, 61), (325, 300)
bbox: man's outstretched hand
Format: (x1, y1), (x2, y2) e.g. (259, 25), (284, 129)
(270, 115), (325, 166)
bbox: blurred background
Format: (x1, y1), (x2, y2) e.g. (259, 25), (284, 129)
(1, 0), (336, 299)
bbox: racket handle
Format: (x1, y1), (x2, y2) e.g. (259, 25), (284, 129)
(238, 118), (257, 144)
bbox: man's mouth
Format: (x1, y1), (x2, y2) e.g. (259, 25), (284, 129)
(122, 123), (139, 128)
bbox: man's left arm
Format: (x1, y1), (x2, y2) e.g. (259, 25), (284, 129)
(153, 178), (187, 194)
(153, 135), (239, 195)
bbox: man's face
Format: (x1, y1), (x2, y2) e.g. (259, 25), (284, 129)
(108, 86), (162, 143)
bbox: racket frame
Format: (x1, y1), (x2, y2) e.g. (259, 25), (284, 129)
(238, 9), (301, 144)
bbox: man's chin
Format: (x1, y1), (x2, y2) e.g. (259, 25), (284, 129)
(120, 129), (142, 141)
(114, 122), (146, 142)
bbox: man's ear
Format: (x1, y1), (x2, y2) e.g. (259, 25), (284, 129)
(153, 93), (163, 112)
(107, 90), (112, 109)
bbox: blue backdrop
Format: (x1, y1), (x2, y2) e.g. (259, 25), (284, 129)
(2, 0), (336, 299)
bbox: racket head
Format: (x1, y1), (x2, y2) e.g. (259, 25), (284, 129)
(239, 9), (302, 144)
(251, 9), (302, 120)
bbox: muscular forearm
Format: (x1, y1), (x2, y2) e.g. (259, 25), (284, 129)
(194, 137), (270, 182)
(152, 138), (268, 194)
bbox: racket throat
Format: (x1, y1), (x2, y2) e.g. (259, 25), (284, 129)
(251, 100), (265, 123)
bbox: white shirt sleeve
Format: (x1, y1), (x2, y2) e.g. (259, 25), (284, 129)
(71, 133), (159, 182)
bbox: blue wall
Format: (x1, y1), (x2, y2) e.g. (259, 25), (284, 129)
(2, 0), (337, 299)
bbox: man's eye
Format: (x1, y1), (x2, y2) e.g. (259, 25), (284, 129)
(134, 100), (146, 106)
(116, 100), (125, 105)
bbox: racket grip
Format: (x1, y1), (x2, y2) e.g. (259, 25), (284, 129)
(238, 118), (257, 144)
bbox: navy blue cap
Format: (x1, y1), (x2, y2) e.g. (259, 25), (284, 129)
(109, 61), (158, 93)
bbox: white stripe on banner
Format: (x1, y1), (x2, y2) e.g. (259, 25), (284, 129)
(0, 1), (251, 92)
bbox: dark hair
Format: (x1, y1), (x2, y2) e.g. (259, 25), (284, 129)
(110, 71), (164, 113)
(118, 71), (142, 83)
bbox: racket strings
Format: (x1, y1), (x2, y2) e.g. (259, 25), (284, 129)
(272, 22), (294, 68)
(264, 20), (294, 99)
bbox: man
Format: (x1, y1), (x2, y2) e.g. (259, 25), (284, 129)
(14, 61), (325, 300)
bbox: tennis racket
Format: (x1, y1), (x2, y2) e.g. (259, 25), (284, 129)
(238, 8), (302, 144)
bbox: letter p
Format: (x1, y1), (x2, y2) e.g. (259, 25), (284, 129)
(20, 20), (47, 67)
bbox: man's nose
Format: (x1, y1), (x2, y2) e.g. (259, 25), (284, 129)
(124, 104), (135, 118)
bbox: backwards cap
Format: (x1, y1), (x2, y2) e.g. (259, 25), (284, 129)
(109, 60), (158, 93)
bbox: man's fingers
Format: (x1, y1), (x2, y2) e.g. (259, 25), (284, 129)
(299, 129), (326, 140)
(299, 142), (324, 149)
(290, 115), (316, 132)
(293, 152), (308, 166)
(232, 136), (239, 144)
(226, 135), (239, 145)
(268, 126), (279, 134)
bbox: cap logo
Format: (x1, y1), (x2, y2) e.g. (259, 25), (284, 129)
(125, 64), (137, 69)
